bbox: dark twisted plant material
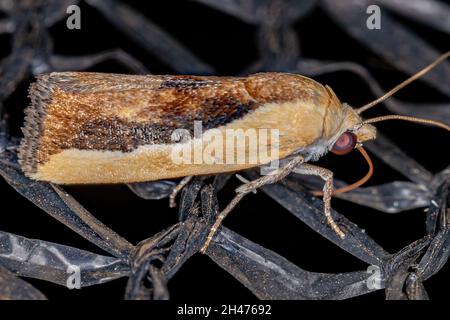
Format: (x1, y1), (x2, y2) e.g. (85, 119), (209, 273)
(0, 0), (449, 300)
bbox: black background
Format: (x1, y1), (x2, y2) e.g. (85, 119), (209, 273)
(1, 0), (449, 300)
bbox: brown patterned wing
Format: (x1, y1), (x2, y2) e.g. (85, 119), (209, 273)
(19, 71), (326, 178)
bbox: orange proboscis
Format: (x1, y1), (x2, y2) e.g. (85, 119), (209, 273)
(311, 146), (373, 197)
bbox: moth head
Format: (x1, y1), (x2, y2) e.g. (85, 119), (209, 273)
(330, 103), (376, 155)
(318, 50), (450, 196)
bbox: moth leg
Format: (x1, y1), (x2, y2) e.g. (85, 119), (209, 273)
(169, 176), (193, 208)
(293, 164), (345, 239)
(200, 155), (305, 254)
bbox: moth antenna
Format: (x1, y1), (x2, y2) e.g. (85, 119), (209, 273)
(362, 115), (450, 132)
(357, 50), (450, 114)
(312, 146), (373, 196)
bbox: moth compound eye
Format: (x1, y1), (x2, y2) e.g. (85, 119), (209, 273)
(331, 132), (357, 155)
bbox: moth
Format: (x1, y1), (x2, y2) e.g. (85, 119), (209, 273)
(19, 51), (450, 253)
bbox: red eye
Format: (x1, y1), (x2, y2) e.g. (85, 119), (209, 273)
(331, 132), (357, 155)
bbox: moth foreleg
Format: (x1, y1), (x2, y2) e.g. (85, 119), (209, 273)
(293, 164), (345, 239)
(169, 176), (194, 208)
(200, 155), (305, 254)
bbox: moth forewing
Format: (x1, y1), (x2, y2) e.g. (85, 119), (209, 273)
(19, 72), (361, 184)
